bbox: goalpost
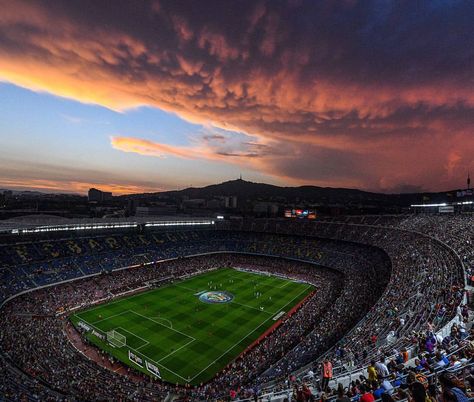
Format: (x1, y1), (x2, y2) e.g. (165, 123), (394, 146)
(107, 330), (126, 348)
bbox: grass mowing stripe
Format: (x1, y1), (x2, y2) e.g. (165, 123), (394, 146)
(188, 284), (312, 382)
(230, 300), (275, 315)
(115, 326), (149, 349)
(129, 346), (190, 382)
(91, 310), (130, 324)
(157, 337), (195, 363)
(149, 316), (174, 328)
(129, 310), (195, 341)
(70, 268), (314, 385)
(175, 284), (199, 292)
(278, 280), (292, 288)
(75, 269), (219, 316)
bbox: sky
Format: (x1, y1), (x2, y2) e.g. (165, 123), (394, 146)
(0, 0), (473, 195)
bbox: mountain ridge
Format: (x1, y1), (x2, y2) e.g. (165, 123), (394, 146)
(122, 179), (465, 206)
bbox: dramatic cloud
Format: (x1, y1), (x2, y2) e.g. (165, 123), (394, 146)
(111, 130), (275, 162)
(1, 0), (474, 191)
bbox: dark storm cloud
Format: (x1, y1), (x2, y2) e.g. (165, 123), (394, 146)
(1, 0), (473, 191)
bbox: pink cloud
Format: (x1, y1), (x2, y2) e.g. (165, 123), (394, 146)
(0, 1), (473, 191)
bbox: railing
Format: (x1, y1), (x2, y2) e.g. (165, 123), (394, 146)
(236, 345), (473, 402)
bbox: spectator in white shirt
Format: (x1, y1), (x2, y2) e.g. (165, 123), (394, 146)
(375, 357), (390, 378)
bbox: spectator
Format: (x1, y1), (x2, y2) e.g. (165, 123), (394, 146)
(375, 356), (390, 379)
(336, 383), (350, 402)
(438, 372), (469, 402)
(359, 384), (375, 402)
(321, 358), (333, 392)
(367, 360), (378, 387)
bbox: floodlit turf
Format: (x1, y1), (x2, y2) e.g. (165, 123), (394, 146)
(70, 267), (313, 385)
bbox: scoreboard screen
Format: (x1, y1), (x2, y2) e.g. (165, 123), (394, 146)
(284, 209), (316, 219)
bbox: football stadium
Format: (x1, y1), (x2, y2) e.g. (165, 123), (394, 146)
(1, 1), (474, 401)
(0, 216), (472, 401)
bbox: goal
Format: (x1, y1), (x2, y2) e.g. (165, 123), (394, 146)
(107, 330), (126, 348)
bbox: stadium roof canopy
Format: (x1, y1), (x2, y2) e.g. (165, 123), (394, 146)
(0, 215), (215, 234)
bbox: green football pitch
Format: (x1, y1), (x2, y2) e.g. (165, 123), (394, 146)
(70, 267), (314, 385)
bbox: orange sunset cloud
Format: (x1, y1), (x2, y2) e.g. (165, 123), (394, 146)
(0, 0), (473, 191)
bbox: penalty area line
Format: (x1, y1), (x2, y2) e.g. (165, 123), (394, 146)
(79, 318), (190, 382)
(157, 337), (196, 363)
(127, 343), (191, 382)
(130, 310), (196, 341)
(113, 326), (150, 350)
(91, 310), (130, 324)
(149, 316), (174, 329)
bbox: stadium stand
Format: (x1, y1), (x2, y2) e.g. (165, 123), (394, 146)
(0, 215), (471, 401)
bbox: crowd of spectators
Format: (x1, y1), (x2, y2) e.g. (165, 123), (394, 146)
(216, 219), (466, 394)
(286, 325), (473, 402)
(396, 215), (474, 288)
(0, 230), (385, 302)
(0, 214), (470, 401)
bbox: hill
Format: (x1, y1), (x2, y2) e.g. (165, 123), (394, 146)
(123, 179), (460, 207)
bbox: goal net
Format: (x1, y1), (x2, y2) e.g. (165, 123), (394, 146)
(107, 330), (126, 348)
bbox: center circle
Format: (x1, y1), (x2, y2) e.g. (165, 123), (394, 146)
(199, 291), (234, 304)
